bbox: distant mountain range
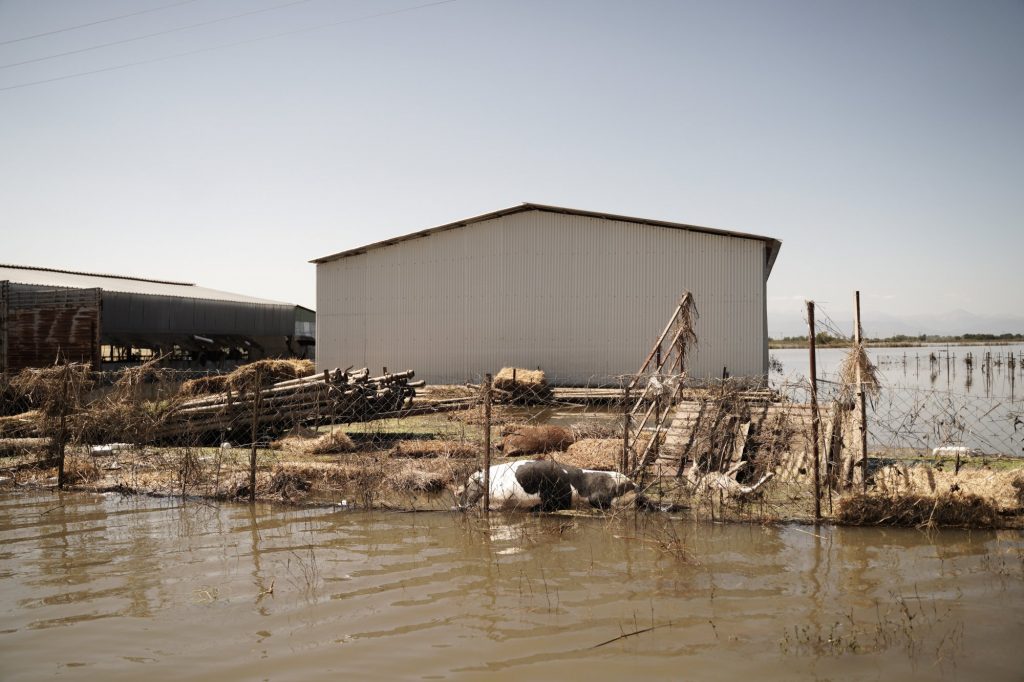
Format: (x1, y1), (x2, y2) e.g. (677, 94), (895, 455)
(768, 308), (1024, 339)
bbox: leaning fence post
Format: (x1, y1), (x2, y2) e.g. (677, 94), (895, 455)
(249, 367), (262, 504)
(807, 301), (821, 522)
(621, 384), (631, 473)
(482, 373), (492, 513)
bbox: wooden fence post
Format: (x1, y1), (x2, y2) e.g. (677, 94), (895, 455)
(57, 362), (69, 490)
(249, 367), (262, 504)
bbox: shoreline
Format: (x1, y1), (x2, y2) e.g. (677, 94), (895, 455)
(769, 340), (1024, 350)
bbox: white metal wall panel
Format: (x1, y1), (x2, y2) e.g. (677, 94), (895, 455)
(316, 210), (768, 385)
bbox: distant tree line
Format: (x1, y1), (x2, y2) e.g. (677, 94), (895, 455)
(769, 332), (1024, 348)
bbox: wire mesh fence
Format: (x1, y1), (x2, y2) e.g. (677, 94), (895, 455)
(1, 348), (1021, 516)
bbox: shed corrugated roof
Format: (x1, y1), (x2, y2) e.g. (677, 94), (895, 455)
(310, 202), (783, 274)
(0, 264), (292, 306)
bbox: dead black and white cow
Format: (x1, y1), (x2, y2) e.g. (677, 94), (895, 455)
(456, 460), (638, 511)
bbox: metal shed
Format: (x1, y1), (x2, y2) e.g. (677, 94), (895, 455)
(312, 203), (781, 385)
(1, 265), (308, 372)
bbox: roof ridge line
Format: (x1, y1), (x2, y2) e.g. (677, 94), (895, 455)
(0, 263), (195, 287)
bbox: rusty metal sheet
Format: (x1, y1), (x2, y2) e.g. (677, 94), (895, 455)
(2, 286), (100, 372)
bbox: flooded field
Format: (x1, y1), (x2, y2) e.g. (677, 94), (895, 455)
(772, 343), (1024, 456)
(1, 491), (1022, 681)
(772, 343), (1024, 399)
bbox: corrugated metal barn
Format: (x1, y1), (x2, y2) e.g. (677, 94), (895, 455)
(312, 204), (781, 385)
(0, 265), (313, 373)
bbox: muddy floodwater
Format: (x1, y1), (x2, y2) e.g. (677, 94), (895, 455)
(1, 492), (1022, 681)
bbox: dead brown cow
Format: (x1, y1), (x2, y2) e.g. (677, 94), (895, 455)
(500, 425), (574, 456)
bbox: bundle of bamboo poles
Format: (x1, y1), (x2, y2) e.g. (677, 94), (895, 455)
(150, 367), (422, 442)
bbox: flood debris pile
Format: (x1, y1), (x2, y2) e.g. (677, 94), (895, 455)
(654, 383), (807, 505)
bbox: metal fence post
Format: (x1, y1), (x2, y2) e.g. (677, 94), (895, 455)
(482, 373), (492, 513)
(807, 301), (821, 521)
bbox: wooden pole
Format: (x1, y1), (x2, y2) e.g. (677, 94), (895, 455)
(807, 301), (821, 522)
(249, 368), (261, 504)
(482, 373), (492, 513)
(854, 291), (868, 493)
(57, 363), (69, 490)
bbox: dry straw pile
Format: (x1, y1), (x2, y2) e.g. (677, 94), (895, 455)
(493, 367), (552, 402)
(269, 429), (355, 454)
(561, 438), (620, 470)
(78, 359), (183, 443)
(180, 359), (314, 396)
(393, 439), (477, 459)
(0, 411), (40, 438)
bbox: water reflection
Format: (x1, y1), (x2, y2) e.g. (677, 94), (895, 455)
(0, 492), (1022, 681)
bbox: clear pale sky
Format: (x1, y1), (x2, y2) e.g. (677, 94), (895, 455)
(2, 0), (1021, 333)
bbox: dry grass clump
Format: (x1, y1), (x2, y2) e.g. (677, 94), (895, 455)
(424, 385), (477, 400)
(385, 455), (477, 493)
(393, 439), (477, 459)
(304, 430), (355, 454)
(1, 377), (30, 416)
(450, 405), (519, 427)
(267, 430), (354, 455)
(0, 411), (41, 438)
(269, 425), (320, 450)
(570, 421), (618, 441)
(63, 453), (101, 484)
(0, 437), (50, 457)
(562, 438), (620, 470)
(837, 492), (999, 528)
(838, 342), (882, 398)
(77, 359), (184, 444)
(179, 359), (314, 396)
(872, 463), (1022, 511)
(385, 461), (449, 493)
(501, 425), (574, 456)
(267, 469), (312, 498)
(177, 375), (225, 397)
(273, 459), (382, 489)
(270, 455), (473, 498)
(11, 364), (93, 420)
(1012, 476), (1024, 509)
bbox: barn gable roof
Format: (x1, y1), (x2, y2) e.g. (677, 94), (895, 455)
(0, 263), (292, 306)
(310, 203), (782, 275)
